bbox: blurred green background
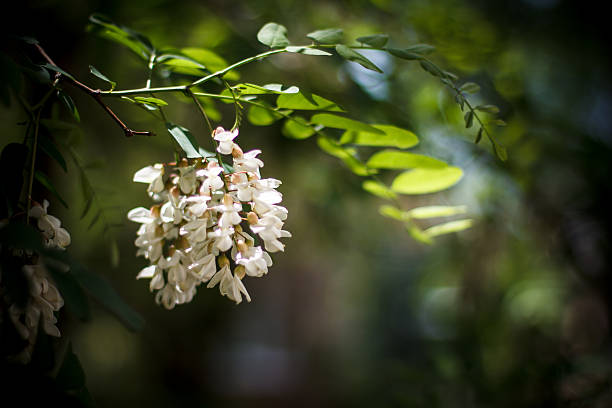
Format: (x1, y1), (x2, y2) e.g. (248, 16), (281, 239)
(3, 0), (612, 406)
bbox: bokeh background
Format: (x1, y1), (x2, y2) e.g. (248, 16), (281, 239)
(3, 0), (612, 406)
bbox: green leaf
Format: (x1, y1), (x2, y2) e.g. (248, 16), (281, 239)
(424, 219), (473, 237)
(407, 224), (434, 244)
(57, 91), (80, 122)
(362, 180), (397, 200)
(475, 127), (483, 144)
(367, 150), (447, 169)
(166, 123), (201, 158)
(311, 113), (384, 134)
(247, 104), (283, 126)
(475, 104), (500, 114)
(356, 34), (389, 48)
(257, 22), (290, 48)
(404, 44), (436, 54)
(406, 205), (467, 219)
(232, 83), (299, 95)
(89, 65), (116, 90)
(317, 136), (373, 176)
(339, 125), (419, 148)
(379, 205), (404, 220)
(276, 92), (344, 111)
(38, 133), (67, 172)
(307, 28), (344, 44)
(88, 13), (153, 60)
(180, 48), (240, 80)
(335, 45), (383, 73)
(34, 170), (68, 208)
(464, 111), (474, 128)
(386, 48), (424, 60)
(285, 46), (332, 56)
(419, 60), (445, 77)
(71, 264), (144, 331)
(391, 167), (463, 194)
(133, 96), (168, 106)
(460, 82), (480, 94)
(42, 63), (75, 81)
(282, 116), (315, 139)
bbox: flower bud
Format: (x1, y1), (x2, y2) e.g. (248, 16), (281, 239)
(151, 204), (161, 218)
(237, 240), (248, 254)
(223, 193), (233, 207)
(247, 212), (259, 225)
(218, 254), (230, 267)
(170, 186), (180, 200)
(235, 265), (246, 279)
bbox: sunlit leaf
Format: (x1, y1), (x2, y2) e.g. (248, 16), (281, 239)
(311, 113), (383, 134)
(362, 180), (397, 200)
(379, 205), (404, 220)
(88, 14), (153, 60)
(391, 167), (463, 194)
(356, 34), (389, 48)
(276, 92), (344, 111)
(406, 205), (467, 219)
(166, 123), (201, 158)
(133, 96), (168, 106)
(282, 116), (315, 139)
(232, 83), (299, 95)
(339, 125), (419, 148)
(367, 150), (447, 169)
(307, 28), (343, 44)
(247, 104), (283, 125)
(424, 219), (473, 237)
(285, 46), (332, 56)
(257, 22), (290, 48)
(407, 224), (434, 244)
(335, 45), (383, 73)
(317, 136), (374, 176)
(180, 47), (240, 80)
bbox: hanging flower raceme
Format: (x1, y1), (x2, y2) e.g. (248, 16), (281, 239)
(1, 200), (69, 363)
(128, 127), (290, 308)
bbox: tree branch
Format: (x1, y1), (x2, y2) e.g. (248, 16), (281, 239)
(33, 43), (153, 137)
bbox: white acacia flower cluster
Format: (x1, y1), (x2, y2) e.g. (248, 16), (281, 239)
(128, 127), (290, 308)
(3, 200), (68, 363)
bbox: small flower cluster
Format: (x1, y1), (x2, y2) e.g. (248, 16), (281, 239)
(2, 200), (69, 363)
(128, 127), (290, 308)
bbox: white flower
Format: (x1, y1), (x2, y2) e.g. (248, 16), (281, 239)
(133, 164), (164, 193)
(235, 245), (273, 277)
(213, 127), (239, 154)
(29, 200), (71, 249)
(234, 149), (264, 175)
(208, 226), (234, 252)
(216, 194), (242, 229)
(197, 164), (225, 193)
(250, 213), (291, 252)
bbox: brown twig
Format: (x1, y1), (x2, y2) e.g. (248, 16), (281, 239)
(33, 43), (153, 138)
